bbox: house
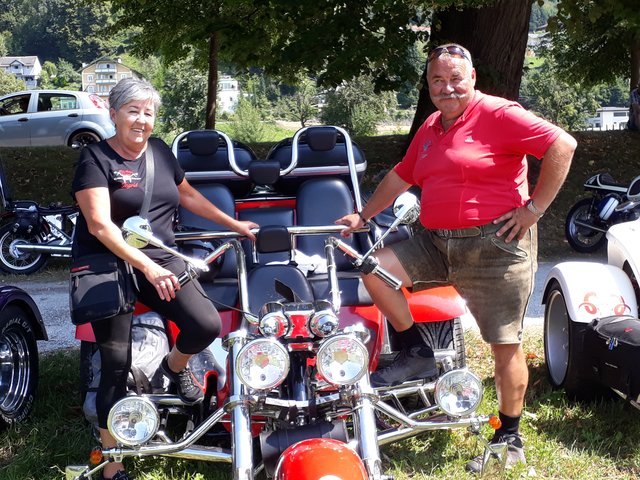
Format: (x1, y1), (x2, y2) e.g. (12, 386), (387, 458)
(81, 57), (143, 100)
(586, 106), (629, 130)
(0, 56), (42, 89)
(218, 74), (240, 113)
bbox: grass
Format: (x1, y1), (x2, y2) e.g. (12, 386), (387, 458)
(2, 329), (640, 479)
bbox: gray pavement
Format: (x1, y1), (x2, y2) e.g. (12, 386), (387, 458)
(1, 261), (557, 353)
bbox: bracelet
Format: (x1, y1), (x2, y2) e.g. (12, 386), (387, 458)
(357, 211), (369, 225)
(526, 199), (545, 218)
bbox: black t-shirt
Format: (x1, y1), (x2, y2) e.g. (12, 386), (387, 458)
(72, 137), (185, 259)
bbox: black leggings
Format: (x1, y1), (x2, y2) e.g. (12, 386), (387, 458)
(91, 255), (221, 429)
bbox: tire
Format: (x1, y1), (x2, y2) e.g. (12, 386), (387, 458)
(79, 340), (98, 405)
(69, 130), (101, 149)
(0, 224), (48, 275)
(543, 281), (606, 401)
(0, 305), (39, 426)
(417, 317), (466, 369)
(565, 198), (607, 253)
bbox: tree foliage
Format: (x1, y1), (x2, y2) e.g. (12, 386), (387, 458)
(0, 70), (26, 96)
(547, 0), (640, 88)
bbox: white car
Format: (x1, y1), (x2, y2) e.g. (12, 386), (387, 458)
(0, 90), (115, 147)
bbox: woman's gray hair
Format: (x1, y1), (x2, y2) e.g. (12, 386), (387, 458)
(108, 77), (162, 112)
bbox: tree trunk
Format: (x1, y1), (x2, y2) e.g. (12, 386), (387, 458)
(205, 32), (219, 129)
(630, 33), (640, 90)
(408, 0), (533, 143)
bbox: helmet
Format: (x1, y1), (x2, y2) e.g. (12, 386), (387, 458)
(274, 438), (368, 480)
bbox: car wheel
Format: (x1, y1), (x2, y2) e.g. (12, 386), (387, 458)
(544, 281), (606, 401)
(0, 305), (38, 426)
(0, 224), (48, 275)
(69, 130), (101, 149)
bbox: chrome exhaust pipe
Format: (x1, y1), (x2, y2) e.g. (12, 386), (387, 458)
(13, 244), (72, 255)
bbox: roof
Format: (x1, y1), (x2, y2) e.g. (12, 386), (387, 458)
(0, 56), (40, 67)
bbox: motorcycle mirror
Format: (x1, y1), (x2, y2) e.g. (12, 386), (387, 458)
(122, 216), (152, 249)
(392, 192), (420, 224)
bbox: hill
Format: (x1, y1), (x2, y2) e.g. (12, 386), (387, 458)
(1, 130), (639, 261)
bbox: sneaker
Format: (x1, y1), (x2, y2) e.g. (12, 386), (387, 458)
(370, 345), (437, 387)
(160, 356), (204, 405)
(465, 433), (526, 473)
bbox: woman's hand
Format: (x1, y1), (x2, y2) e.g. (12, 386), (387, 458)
(234, 220), (258, 241)
(142, 262), (180, 301)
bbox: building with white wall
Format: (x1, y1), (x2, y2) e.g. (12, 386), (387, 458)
(587, 107), (629, 130)
(0, 56), (42, 89)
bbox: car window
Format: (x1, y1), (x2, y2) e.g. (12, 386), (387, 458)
(0, 94), (31, 116)
(38, 93), (78, 112)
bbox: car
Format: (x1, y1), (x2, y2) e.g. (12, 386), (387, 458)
(0, 89), (115, 148)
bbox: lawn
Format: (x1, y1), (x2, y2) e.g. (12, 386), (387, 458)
(1, 328), (639, 479)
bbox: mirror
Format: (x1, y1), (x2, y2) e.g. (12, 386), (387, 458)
(392, 192), (420, 224)
(122, 216), (152, 248)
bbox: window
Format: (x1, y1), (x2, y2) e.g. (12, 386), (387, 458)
(38, 93), (78, 112)
(87, 86), (95, 93)
(0, 94), (31, 115)
(613, 111), (627, 117)
(120, 73), (127, 79)
(88, 74), (94, 82)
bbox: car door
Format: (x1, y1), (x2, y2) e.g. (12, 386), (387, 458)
(0, 93), (33, 146)
(28, 92), (82, 146)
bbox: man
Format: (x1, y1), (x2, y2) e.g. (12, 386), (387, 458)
(337, 43), (576, 470)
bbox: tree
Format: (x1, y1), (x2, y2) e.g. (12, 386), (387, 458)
(547, 0), (640, 90)
(409, 0), (534, 139)
(0, 70), (26, 96)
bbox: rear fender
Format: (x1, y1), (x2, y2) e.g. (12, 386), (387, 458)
(543, 261), (638, 324)
(406, 285), (467, 322)
(0, 286), (47, 340)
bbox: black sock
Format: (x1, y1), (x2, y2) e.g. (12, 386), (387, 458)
(396, 324), (429, 350)
(492, 411), (521, 442)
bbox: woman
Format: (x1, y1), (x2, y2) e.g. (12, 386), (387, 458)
(72, 77), (257, 480)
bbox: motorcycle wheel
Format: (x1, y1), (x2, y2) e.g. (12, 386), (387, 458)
(565, 198), (607, 253)
(79, 340), (98, 405)
(543, 281), (607, 401)
(0, 305), (38, 426)
(0, 224), (48, 275)
(417, 317), (466, 369)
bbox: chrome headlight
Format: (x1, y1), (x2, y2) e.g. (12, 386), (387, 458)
(107, 396), (159, 446)
(434, 369), (483, 417)
(236, 338), (290, 390)
(259, 302), (289, 337)
(310, 308), (339, 337)
(317, 335), (369, 386)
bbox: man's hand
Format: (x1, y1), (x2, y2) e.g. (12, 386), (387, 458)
(493, 206), (539, 243)
(335, 213), (365, 237)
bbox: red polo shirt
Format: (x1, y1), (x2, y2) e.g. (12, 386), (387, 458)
(394, 91), (563, 229)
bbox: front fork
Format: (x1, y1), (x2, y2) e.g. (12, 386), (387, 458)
(353, 376), (385, 480)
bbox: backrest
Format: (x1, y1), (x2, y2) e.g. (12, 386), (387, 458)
(295, 177), (358, 271)
(267, 126), (367, 196)
(177, 183), (237, 278)
(172, 130), (255, 197)
(238, 206), (294, 267)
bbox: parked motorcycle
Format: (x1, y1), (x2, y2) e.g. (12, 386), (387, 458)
(565, 172), (640, 253)
(67, 197), (502, 480)
(0, 162), (77, 274)
(0, 285), (47, 425)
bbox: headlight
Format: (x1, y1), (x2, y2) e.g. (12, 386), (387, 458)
(236, 339), (290, 390)
(259, 302), (289, 337)
(107, 396), (159, 446)
(309, 308), (339, 337)
(434, 369), (483, 417)
(317, 335), (368, 386)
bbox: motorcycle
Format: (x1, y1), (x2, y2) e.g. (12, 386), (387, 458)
(0, 161), (77, 275)
(67, 126), (506, 479)
(565, 172), (640, 253)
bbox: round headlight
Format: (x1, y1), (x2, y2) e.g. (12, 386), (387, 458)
(434, 369), (483, 417)
(310, 309), (339, 337)
(317, 336), (369, 386)
(236, 339), (290, 390)
(107, 396), (159, 446)
(259, 304), (290, 338)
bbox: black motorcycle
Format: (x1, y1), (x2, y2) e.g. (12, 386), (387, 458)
(0, 162), (77, 275)
(565, 172), (640, 253)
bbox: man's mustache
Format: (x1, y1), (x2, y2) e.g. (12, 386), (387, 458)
(433, 93), (468, 101)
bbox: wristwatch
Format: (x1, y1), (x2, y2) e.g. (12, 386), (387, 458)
(526, 199), (545, 218)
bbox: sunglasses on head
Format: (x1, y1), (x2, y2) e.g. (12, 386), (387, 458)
(427, 45), (472, 65)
